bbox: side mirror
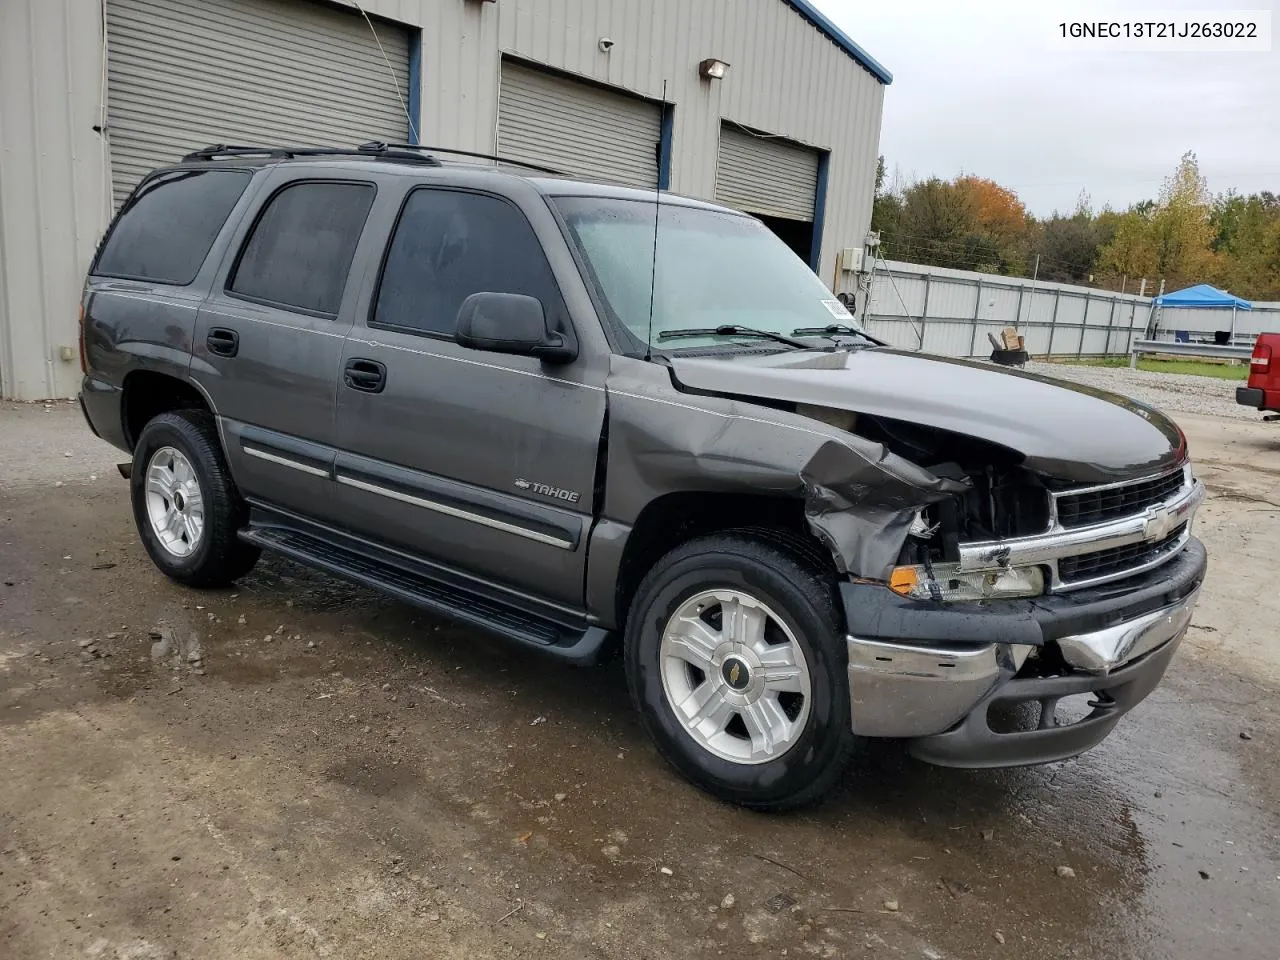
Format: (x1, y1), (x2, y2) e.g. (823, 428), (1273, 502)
(455, 292), (577, 364)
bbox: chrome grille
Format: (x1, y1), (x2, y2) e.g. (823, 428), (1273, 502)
(1055, 468), (1187, 530)
(1057, 524), (1188, 585)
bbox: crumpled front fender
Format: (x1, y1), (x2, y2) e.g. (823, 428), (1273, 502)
(799, 437), (966, 579)
(601, 357), (965, 583)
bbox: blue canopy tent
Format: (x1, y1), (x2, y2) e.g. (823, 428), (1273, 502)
(1154, 284), (1252, 309)
(1152, 284), (1253, 340)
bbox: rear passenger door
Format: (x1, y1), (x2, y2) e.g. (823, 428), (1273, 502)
(85, 168), (254, 397)
(332, 186), (607, 608)
(191, 175), (378, 520)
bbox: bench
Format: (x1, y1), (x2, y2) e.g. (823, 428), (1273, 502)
(1128, 339), (1254, 368)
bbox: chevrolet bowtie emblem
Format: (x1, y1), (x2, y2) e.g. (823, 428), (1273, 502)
(729, 662), (741, 686)
(1143, 506), (1177, 541)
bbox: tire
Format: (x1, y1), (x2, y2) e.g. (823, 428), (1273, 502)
(624, 532), (857, 811)
(130, 409), (260, 587)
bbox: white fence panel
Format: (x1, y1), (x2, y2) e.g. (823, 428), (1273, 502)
(921, 321), (971, 356)
(983, 286), (1020, 321)
(1084, 297), (1114, 326)
(1057, 294), (1087, 328)
(860, 259), (1279, 359)
(1021, 322), (1052, 355)
(1080, 327), (1110, 355)
(931, 281), (978, 320)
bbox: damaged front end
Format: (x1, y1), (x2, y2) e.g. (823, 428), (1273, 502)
(605, 354), (1206, 767)
(791, 403), (1208, 759)
(832, 413), (1059, 603)
(806, 408), (1205, 766)
(774, 406), (1054, 600)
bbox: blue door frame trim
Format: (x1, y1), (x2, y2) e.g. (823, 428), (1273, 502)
(658, 103), (674, 191)
(406, 28), (422, 144)
(808, 149), (829, 273)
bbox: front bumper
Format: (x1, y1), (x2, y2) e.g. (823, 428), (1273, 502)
(841, 537), (1207, 767)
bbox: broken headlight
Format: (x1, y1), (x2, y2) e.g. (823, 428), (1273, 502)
(889, 563), (1044, 602)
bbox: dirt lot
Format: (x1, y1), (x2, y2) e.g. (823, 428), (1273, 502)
(2, 399), (1278, 960)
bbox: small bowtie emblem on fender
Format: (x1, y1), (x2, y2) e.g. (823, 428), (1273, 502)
(514, 479), (581, 504)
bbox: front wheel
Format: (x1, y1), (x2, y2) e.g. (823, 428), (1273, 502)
(624, 533), (857, 811)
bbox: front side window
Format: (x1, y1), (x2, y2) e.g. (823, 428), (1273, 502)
(553, 196), (867, 351)
(93, 169), (250, 284)
(373, 189), (564, 336)
(229, 181), (375, 316)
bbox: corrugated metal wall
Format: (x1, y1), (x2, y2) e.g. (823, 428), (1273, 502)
(105, 0), (412, 206)
(1, 0), (886, 399)
(358, 0), (885, 285)
(496, 60), (661, 188)
(715, 124), (820, 222)
(863, 258), (1280, 358)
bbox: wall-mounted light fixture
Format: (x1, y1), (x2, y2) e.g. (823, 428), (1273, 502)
(698, 58), (729, 80)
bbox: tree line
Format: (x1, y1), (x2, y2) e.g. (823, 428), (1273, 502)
(870, 151), (1280, 302)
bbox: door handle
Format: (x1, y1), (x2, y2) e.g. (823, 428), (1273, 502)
(344, 358), (386, 394)
(207, 327), (239, 358)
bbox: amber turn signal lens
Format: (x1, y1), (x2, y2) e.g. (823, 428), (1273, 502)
(889, 566), (919, 596)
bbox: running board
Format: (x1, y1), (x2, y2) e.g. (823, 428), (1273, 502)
(239, 521), (609, 665)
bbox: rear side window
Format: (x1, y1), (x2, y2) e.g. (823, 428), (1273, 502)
(373, 188), (564, 336)
(93, 170), (250, 284)
(229, 181), (375, 317)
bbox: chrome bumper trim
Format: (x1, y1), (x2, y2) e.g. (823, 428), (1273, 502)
(846, 588), (1199, 738)
(958, 479), (1204, 592)
(1056, 589), (1199, 674)
(846, 637), (1008, 738)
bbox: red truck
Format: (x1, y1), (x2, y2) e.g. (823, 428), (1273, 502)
(1238, 333), (1280, 418)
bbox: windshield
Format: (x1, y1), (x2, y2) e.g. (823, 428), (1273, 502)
(552, 196), (866, 351)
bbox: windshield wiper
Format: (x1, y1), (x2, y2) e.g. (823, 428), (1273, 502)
(657, 325), (810, 349)
(792, 323), (867, 338)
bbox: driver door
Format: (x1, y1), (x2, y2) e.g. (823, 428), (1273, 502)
(331, 186), (606, 608)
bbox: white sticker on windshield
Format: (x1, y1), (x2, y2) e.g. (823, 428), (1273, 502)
(821, 298), (853, 319)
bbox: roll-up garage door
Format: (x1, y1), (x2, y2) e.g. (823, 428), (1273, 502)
(497, 61), (661, 188)
(715, 124), (820, 222)
(105, 0), (412, 206)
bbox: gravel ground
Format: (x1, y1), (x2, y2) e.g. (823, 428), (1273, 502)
(1023, 360), (1259, 421)
(0, 400), (120, 489)
(3, 406), (1280, 959)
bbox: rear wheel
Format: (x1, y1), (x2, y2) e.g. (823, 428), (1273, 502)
(130, 410), (259, 586)
(624, 533), (856, 810)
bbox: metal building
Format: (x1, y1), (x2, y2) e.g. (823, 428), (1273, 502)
(0, 0), (890, 400)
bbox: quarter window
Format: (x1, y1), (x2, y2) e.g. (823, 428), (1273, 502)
(373, 189), (564, 336)
(93, 170), (250, 284)
(229, 181), (375, 316)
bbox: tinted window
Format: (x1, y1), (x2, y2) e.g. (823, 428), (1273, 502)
(229, 181), (375, 316)
(374, 189), (563, 336)
(553, 196), (870, 351)
(93, 170), (250, 284)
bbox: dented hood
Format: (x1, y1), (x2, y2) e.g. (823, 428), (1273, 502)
(668, 348), (1186, 484)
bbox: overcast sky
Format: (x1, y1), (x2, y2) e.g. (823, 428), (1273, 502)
(812, 0), (1279, 216)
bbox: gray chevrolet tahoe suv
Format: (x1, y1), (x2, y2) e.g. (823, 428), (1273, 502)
(79, 143), (1207, 809)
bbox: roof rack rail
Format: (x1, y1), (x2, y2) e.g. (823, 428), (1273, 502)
(181, 143), (441, 166)
(358, 141), (566, 176)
